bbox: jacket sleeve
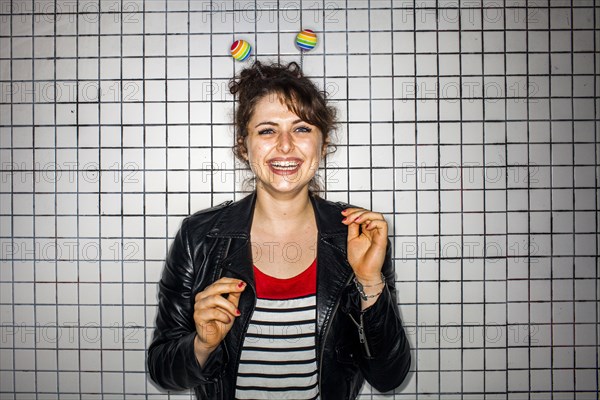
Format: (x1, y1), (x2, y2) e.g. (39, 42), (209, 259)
(350, 238), (411, 392)
(147, 217), (226, 391)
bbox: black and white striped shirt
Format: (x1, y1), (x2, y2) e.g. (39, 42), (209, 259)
(234, 259), (319, 400)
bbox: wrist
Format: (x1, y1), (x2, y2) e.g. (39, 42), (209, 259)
(194, 334), (217, 354)
(353, 272), (385, 302)
(354, 273), (385, 285)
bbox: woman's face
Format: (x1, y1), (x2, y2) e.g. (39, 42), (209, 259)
(244, 94), (325, 195)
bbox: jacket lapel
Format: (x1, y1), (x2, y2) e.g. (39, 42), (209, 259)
(206, 192), (257, 392)
(310, 195), (354, 351)
(208, 191), (257, 290)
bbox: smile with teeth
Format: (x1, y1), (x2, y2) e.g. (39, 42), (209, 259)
(270, 161), (300, 170)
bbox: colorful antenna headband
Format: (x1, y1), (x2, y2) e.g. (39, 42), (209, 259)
(230, 29), (318, 68)
(295, 29), (317, 51)
(230, 39), (252, 61)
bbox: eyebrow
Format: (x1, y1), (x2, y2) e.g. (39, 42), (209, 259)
(254, 119), (304, 128)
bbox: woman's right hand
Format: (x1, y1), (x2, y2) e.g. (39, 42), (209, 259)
(193, 277), (246, 366)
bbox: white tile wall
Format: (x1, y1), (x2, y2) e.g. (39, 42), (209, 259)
(0, 0), (598, 399)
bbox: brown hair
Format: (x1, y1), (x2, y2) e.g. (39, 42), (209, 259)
(229, 61), (337, 193)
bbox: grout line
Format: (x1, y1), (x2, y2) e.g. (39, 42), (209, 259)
(75, 3), (82, 394)
(568, 1), (576, 397)
(547, 1), (555, 398)
(8, 2), (16, 397)
(435, 5), (442, 399)
(457, 2), (465, 398)
(209, 0), (214, 204)
(344, 3), (350, 205)
(119, 0), (126, 397)
(187, 0), (191, 218)
(411, 1), (419, 398)
(52, 0), (60, 396)
(141, 0), (149, 397)
(525, 2), (532, 399)
(96, 3), (104, 397)
(30, 2), (38, 398)
(390, 4), (399, 398)
(480, 3), (488, 396)
(594, 1), (599, 397)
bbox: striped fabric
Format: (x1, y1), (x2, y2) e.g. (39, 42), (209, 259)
(234, 260), (319, 400)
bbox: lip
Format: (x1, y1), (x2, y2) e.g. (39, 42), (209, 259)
(267, 157), (303, 176)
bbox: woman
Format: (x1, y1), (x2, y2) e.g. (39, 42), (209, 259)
(147, 61), (411, 399)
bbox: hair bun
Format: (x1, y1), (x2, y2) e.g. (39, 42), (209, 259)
(229, 61), (303, 97)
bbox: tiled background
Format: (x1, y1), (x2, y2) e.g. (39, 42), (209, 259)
(0, 0), (598, 399)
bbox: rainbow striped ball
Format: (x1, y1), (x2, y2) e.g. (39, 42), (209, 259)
(230, 39), (252, 61)
(296, 29), (317, 51)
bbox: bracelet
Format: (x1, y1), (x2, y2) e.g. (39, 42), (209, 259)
(353, 273), (385, 301)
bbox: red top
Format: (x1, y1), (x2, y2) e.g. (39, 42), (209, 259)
(253, 259), (317, 300)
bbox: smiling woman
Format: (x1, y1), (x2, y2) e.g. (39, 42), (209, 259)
(244, 95), (324, 194)
(229, 61), (337, 194)
(147, 61), (411, 400)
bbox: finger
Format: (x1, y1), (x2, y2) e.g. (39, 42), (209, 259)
(350, 211), (384, 225)
(347, 219), (360, 241)
(364, 219), (384, 229)
(364, 219), (388, 235)
(195, 279), (246, 302)
(343, 210), (379, 226)
(196, 294), (240, 318)
(195, 307), (234, 325)
(363, 221), (388, 249)
(210, 277), (242, 285)
(227, 290), (243, 309)
(341, 208), (366, 224)
(195, 278), (242, 298)
(341, 207), (364, 216)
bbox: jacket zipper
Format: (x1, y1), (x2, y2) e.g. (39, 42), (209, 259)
(348, 311), (372, 358)
(318, 272), (354, 398)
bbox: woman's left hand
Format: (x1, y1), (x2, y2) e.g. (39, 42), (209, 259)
(342, 207), (388, 281)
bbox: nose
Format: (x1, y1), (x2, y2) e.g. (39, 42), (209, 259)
(276, 130), (294, 153)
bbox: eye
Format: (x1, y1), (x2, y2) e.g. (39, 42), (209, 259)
(295, 126), (312, 133)
(258, 128), (274, 135)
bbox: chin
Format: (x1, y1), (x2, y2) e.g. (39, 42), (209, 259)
(257, 178), (312, 195)
(255, 167), (313, 190)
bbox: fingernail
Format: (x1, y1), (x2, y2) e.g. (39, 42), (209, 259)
(237, 281), (246, 288)
(341, 209), (347, 214)
(235, 309), (241, 316)
(342, 217), (347, 222)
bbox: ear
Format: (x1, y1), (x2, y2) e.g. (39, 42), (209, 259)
(238, 135), (249, 161)
(321, 138), (329, 158)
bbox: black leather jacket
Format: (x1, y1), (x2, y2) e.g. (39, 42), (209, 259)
(147, 191), (411, 399)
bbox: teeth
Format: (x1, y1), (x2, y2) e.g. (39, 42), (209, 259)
(271, 161), (299, 168)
